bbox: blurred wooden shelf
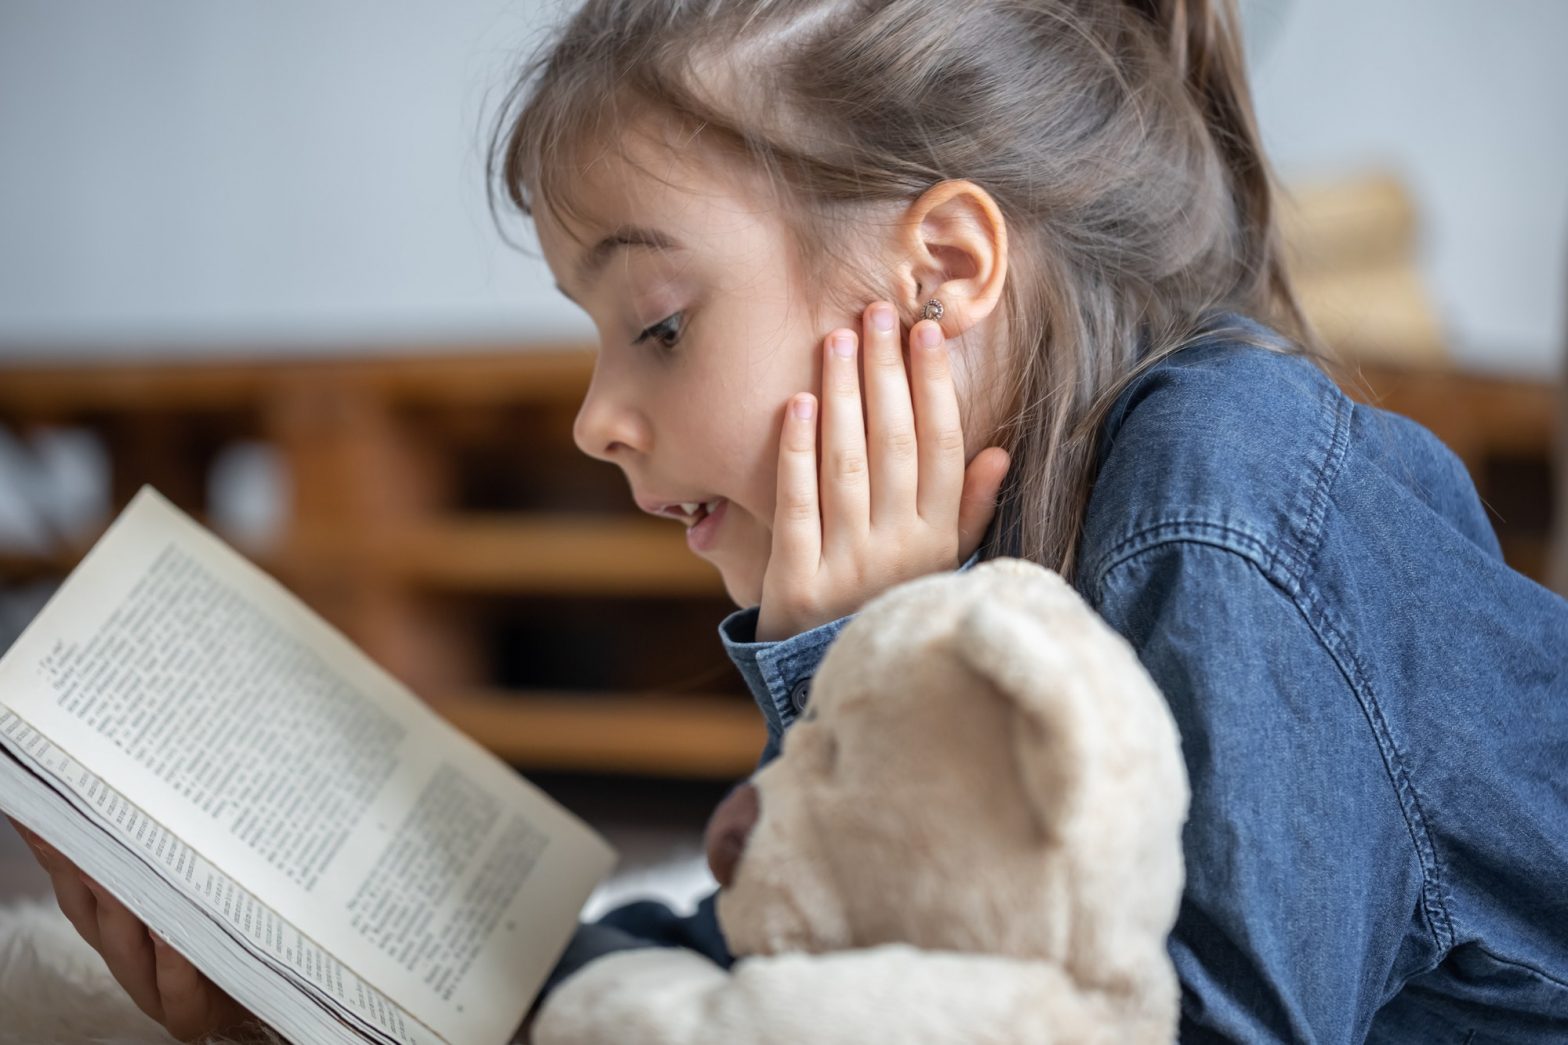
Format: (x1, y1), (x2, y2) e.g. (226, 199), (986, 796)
(0, 520), (280, 583)
(0, 515), (724, 595)
(0, 344), (601, 416)
(0, 346), (758, 780)
(432, 690), (766, 778)
(0, 548), (83, 582)
(285, 515), (725, 595)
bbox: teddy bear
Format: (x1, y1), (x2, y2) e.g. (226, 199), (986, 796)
(533, 557), (1191, 1044)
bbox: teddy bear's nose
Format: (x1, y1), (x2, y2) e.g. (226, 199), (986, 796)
(705, 780), (759, 889)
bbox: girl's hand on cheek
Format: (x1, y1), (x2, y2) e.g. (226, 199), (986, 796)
(755, 302), (1010, 643)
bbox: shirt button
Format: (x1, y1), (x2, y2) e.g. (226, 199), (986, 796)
(789, 677), (812, 714)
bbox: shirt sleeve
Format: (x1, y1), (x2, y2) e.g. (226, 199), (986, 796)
(716, 546), (987, 743)
(715, 604), (855, 743)
(1089, 539), (1434, 1043)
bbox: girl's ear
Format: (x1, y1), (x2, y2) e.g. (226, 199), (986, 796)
(892, 178), (1009, 340)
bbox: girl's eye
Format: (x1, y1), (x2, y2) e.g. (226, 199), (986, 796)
(633, 311), (685, 354)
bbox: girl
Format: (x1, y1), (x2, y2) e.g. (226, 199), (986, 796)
(19, 0), (1568, 1040)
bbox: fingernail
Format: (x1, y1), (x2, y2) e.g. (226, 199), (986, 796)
(870, 304), (895, 332)
(792, 395), (816, 420)
(916, 323), (943, 350)
(830, 332), (855, 358)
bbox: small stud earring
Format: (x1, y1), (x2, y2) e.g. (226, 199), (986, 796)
(919, 298), (945, 323)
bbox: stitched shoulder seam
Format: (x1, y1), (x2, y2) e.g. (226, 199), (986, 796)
(1088, 518), (1282, 588)
(1287, 377), (1353, 576)
(1291, 570), (1457, 954)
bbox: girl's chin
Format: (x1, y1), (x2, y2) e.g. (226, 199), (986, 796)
(700, 505), (763, 606)
(718, 569), (758, 612)
(713, 561), (761, 612)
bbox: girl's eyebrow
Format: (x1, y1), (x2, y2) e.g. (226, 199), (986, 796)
(556, 224), (684, 304)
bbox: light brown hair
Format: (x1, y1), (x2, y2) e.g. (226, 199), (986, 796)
(487, 0), (1324, 581)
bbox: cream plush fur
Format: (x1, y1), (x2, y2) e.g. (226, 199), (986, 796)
(535, 557), (1192, 1044)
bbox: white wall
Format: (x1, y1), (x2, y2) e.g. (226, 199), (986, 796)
(0, 0), (1564, 375)
(1248, 0), (1568, 375)
(0, 0), (574, 354)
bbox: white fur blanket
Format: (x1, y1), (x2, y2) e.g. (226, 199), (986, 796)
(0, 897), (285, 1045)
(0, 851), (712, 1044)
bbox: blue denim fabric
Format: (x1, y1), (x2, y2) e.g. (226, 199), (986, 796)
(534, 314), (1568, 1042)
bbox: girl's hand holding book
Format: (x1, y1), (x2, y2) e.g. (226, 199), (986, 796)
(755, 301), (1010, 642)
(6, 815), (267, 1043)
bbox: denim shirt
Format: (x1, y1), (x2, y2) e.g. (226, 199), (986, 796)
(536, 316), (1568, 1042)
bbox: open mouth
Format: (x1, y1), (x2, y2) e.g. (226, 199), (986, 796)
(685, 498), (729, 551)
(668, 498), (722, 527)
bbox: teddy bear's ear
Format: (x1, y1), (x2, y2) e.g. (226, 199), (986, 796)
(955, 598), (1101, 844)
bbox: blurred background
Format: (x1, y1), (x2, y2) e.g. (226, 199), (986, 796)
(1, 0), (1564, 914)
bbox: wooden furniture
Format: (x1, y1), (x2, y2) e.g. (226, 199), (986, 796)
(0, 347), (767, 779)
(0, 346), (1557, 784)
(1554, 231), (1568, 598)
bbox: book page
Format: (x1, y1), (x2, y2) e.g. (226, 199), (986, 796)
(0, 486), (617, 1045)
(1, 709), (439, 1045)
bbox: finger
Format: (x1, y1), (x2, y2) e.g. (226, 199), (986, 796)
(956, 447), (1012, 563)
(909, 318), (967, 526)
(152, 933), (230, 1042)
(821, 327), (870, 551)
(773, 393), (822, 573)
(45, 864), (102, 951)
(7, 816), (57, 870)
(16, 826), (58, 870)
(87, 876), (165, 1025)
(862, 302), (919, 528)
(6, 815), (37, 849)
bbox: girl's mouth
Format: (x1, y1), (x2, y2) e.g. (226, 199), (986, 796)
(667, 498), (721, 526)
(686, 497), (728, 552)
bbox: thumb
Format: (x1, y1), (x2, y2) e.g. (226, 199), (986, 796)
(956, 446), (1010, 563)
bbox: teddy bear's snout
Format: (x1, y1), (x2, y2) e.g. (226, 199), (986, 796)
(705, 780), (759, 888)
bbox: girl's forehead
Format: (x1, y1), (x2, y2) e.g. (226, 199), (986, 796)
(545, 115), (782, 241)
(539, 139), (790, 291)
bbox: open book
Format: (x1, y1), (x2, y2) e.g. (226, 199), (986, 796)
(0, 485), (618, 1045)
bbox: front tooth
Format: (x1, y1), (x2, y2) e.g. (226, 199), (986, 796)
(680, 501), (700, 516)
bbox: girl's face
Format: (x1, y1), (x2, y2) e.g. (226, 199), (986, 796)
(534, 122), (999, 609)
(535, 133), (857, 609)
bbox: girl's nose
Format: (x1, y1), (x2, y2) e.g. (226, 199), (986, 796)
(704, 780), (759, 889)
(571, 369), (649, 463)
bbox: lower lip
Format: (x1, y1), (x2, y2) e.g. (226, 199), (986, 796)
(686, 498), (728, 552)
